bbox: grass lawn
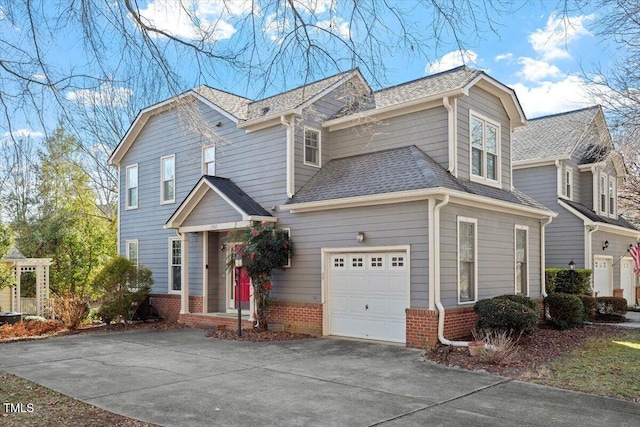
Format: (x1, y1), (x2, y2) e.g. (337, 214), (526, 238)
(535, 328), (640, 401)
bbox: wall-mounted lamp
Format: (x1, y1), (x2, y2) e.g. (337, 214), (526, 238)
(356, 232), (365, 243)
(216, 121), (223, 127)
(602, 240), (609, 251)
(234, 252), (243, 268)
(220, 243), (227, 252)
(568, 259), (576, 270)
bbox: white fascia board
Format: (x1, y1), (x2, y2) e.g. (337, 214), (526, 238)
(466, 75), (527, 127)
(178, 221), (251, 233)
(238, 115), (290, 132)
(245, 215), (277, 222)
(322, 90), (463, 132)
(577, 161), (605, 172)
(512, 156), (570, 169)
(109, 90), (238, 166)
(558, 199), (640, 238)
(280, 187), (556, 219)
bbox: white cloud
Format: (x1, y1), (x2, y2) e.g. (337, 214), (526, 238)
(66, 84), (133, 107)
(2, 129), (45, 140)
(425, 50), (478, 74)
(316, 17), (350, 39)
(528, 12), (595, 61)
(517, 57), (562, 82)
(264, 13), (289, 44)
(293, 0), (334, 15)
(495, 53), (513, 62)
(511, 75), (599, 117)
(135, 0), (253, 41)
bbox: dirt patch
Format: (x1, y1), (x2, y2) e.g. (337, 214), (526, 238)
(206, 328), (314, 342)
(422, 323), (631, 379)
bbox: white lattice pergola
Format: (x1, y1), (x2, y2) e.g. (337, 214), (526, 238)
(3, 247), (52, 316)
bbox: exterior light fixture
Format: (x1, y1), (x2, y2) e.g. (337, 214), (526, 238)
(568, 259), (576, 270)
(356, 232), (365, 243)
(602, 240), (609, 250)
(235, 252), (243, 336)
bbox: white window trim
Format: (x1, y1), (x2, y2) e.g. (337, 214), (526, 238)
(202, 145), (216, 176)
(303, 126), (321, 167)
(565, 166), (574, 200)
(469, 110), (501, 188)
(161, 154), (176, 205)
(514, 225), (529, 296)
(457, 216), (478, 305)
(599, 172), (607, 215)
(125, 164), (138, 210)
(168, 236), (181, 294)
(126, 239), (139, 267)
(281, 227), (291, 268)
(608, 176), (616, 218)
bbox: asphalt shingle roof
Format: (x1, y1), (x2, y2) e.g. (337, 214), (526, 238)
(3, 247), (26, 260)
(203, 176), (272, 217)
(286, 145), (547, 211)
(193, 86), (252, 120)
(562, 198), (638, 231)
(512, 106), (601, 162)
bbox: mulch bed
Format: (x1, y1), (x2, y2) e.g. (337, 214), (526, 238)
(206, 328), (314, 342)
(422, 323), (631, 379)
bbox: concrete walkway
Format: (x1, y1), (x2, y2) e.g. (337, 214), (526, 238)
(1, 329), (638, 426)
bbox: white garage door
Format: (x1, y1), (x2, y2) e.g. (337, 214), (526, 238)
(621, 258), (636, 306)
(328, 252), (408, 343)
(593, 257), (612, 297)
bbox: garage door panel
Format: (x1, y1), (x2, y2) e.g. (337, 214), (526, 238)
(328, 251), (408, 343)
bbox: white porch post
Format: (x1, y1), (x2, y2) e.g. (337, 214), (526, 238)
(249, 284), (255, 322)
(35, 266), (42, 316)
(13, 265), (21, 313)
(180, 232), (190, 314)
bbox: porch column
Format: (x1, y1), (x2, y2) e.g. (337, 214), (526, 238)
(249, 284), (255, 322)
(180, 232), (190, 314)
(35, 265), (42, 316)
(13, 266), (21, 313)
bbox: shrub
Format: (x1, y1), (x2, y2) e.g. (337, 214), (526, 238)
(474, 329), (519, 365)
(53, 295), (90, 329)
(545, 293), (584, 329)
(596, 296), (627, 320)
(91, 257), (153, 325)
(22, 315), (47, 323)
(579, 295), (598, 321)
(494, 294), (540, 314)
(474, 298), (538, 336)
(545, 268), (592, 295)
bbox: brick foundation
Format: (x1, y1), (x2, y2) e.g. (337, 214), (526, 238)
(149, 294), (203, 322)
(267, 301), (323, 336)
(406, 306), (478, 349)
(613, 289), (624, 299)
(179, 313), (254, 330)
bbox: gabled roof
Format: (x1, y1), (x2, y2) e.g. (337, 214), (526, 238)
(165, 176), (273, 229)
(326, 66), (526, 128)
(193, 86), (252, 120)
(3, 246), (26, 260)
(285, 145), (547, 212)
(512, 106), (603, 163)
(561, 198), (638, 231)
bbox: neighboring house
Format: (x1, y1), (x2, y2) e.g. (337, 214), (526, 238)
(109, 66), (555, 348)
(513, 106), (640, 306)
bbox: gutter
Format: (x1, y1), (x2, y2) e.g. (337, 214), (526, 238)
(432, 195), (468, 347)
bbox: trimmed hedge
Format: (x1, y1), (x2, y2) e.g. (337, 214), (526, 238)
(545, 293), (584, 329)
(596, 296), (627, 320)
(474, 298), (538, 336)
(579, 295), (597, 321)
(545, 268), (592, 295)
(494, 294), (540, 314)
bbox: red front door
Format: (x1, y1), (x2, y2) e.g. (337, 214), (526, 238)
(234, 267), (250, 309)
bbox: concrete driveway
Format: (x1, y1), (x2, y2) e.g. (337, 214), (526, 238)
(1, 328), (638, 426)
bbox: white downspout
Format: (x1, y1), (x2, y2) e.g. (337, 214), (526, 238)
(555, 160), (562, 197)
(540, 217), (553, 298)
(586, 224), (599, 296)
(281, 115), (295, 198)
(443, 97), (457, 176)
(433, 195), (467, 347)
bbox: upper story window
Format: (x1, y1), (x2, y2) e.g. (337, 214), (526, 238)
(304, 127), (321, 167)
(458, 216), (477, 304)
(565, 166), (573, 199)
(608, 176), (616, 217)
(161, 155), (175, 204)
(599, 173), (607, 214)
(203, 145), (216, 175)
(470, 112), (500, 186)
(126, 164), (138, 209)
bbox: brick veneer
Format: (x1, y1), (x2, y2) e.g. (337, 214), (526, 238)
(406, 306), (478, 349)
(150, 294), (203, 322)
(267, 301), (323, 336)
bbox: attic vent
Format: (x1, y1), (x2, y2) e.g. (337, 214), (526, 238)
(261, 107), (270, 115)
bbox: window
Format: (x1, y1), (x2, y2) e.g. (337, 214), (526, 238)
(304, 128), (320, 167)
(161, 155), (175, 204)
(390, 255), (405, 269)
(126, 240), (139, 268)
(599, 174), (607, 214)
(126, 165), (138, 209)
(458, 217), (477, 303)
(351, 256), (364, 268)
(202, 145), (216, 175)
(515, 226), (528, 295)
(608, 177), (616, 216)
(169, 237), (182, 292)
(470, 113), (500, 185)
(565, 166), (573, 199)
(370, 256), (384, 269)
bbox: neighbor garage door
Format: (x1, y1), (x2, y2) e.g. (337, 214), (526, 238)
(328, 252), (408, 343)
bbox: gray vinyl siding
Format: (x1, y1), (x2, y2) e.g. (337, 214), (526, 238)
(591, 231), (636, 291)
(181, 191), (242, 228)
(545, 205), (585, 269)
(513, 165), (558, 208)
(439, 204), (543, 307)
(271, 202), (430, 308)
(119, 100), (288, 296)
(329, 107), (449, 166)
(456, 87), (511, 189)
(206, 232), (221, 312)
(579, 170), (594, 209)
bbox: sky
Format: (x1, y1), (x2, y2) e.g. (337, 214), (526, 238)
(0, 0), (621, 142)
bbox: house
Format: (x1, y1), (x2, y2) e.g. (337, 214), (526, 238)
(109, 66), (555, 348)
(512, 106), (640, 305)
